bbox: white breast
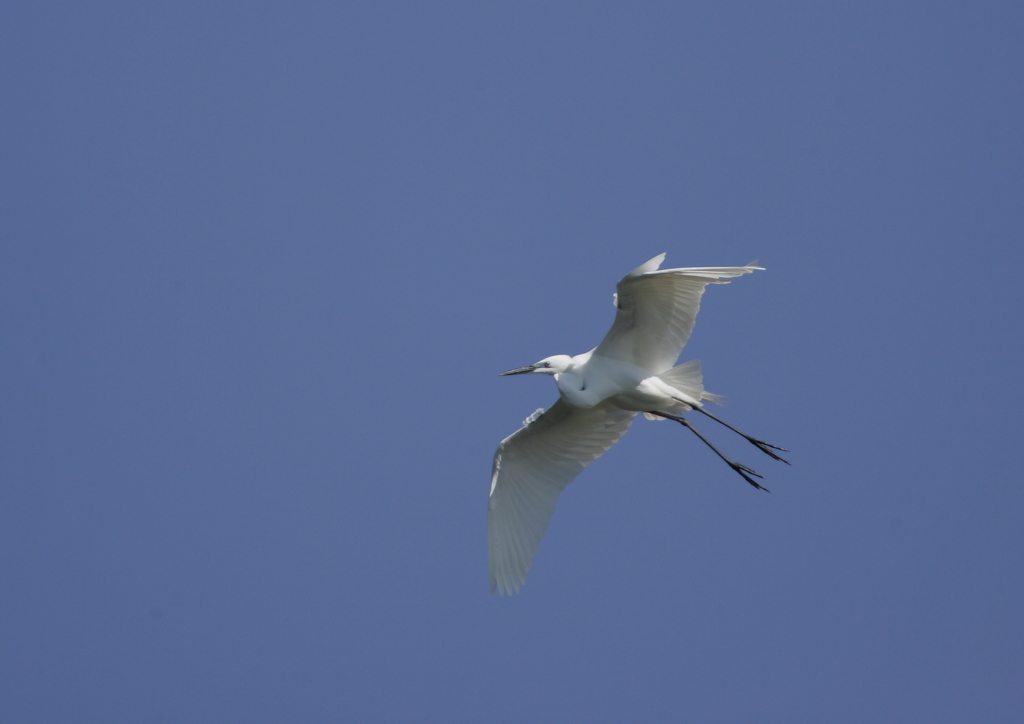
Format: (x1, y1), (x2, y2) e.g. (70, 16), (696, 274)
(554, 371), (604, 409)
(555, 354), (651, 410)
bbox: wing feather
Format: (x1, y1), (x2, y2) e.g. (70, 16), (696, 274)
(594, 255), (762, 373)
(488, 400), (636, 595)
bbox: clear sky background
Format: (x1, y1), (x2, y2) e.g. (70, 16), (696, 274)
(2, 2), (1022, 722)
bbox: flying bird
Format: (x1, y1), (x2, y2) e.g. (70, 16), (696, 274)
(489, 254), (787, 595)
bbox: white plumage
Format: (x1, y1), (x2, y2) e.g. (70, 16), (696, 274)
(489, 254), (783, 596)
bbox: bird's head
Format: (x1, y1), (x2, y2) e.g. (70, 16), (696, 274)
(499, 355), (572, 377)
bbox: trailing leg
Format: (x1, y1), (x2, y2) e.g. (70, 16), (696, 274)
(650, 411), (770, 492)
(689, 406), (790, 464)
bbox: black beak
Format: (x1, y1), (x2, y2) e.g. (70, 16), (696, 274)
(499, 365), (536, 376)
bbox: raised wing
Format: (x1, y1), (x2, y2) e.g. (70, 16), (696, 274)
(489, 400), (636, 595)
(594, 254), (762, 373)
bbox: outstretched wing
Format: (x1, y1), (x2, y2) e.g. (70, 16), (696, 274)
(488, 400), (636, 595)
(594, 254), (762, 373)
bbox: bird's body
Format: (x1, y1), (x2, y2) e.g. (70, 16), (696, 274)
(538, 352), (703, 412)
(489, 254), (786, 595)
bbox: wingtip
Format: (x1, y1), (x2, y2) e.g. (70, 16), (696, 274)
(625, 253), (667, 279)
(491, 580), (516, 597)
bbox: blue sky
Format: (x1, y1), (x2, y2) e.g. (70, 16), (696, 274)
(2, 2), (1022, 722)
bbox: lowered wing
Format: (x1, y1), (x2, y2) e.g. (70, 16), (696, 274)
(594, 254), (762, 373)
(488, 400), (637, 595)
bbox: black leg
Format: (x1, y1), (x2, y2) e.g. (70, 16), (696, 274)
(690, 406), (790, 465)
(650, 411), (770, 492)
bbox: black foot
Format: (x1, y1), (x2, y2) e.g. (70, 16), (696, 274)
(692, 407), (790, 465)
(651, 410), (771, 493)
(746, 436), (790, 465)
(730, 461), (770, 492)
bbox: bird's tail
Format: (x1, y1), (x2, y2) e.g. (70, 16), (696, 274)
(643, 360), (723, 420)
(659, 359), (705, 399)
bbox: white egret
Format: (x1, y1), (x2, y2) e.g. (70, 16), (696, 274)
(489, 253), (787, 595)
